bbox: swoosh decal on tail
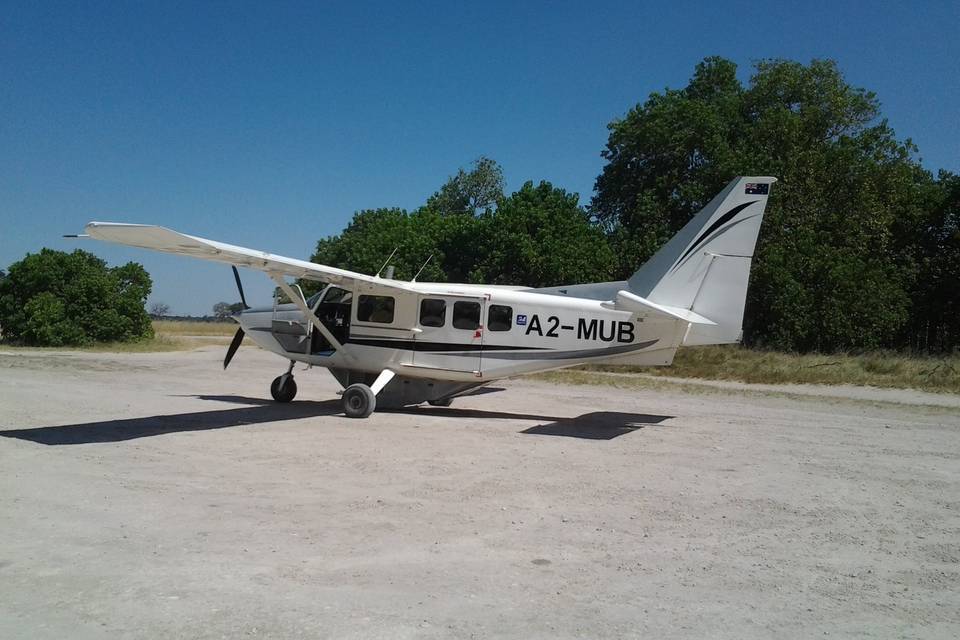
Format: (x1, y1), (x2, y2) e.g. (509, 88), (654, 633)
(671, 200), (756, 272)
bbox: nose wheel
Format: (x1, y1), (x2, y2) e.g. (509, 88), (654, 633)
(270, 361), (297, 403)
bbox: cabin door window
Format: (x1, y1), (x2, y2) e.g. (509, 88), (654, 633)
(413, 295), (484, 374)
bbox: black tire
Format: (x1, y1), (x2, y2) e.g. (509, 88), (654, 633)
(342, 383), (376, 418)
(270, 375), (297, 403)
(427, 397), (453, 407)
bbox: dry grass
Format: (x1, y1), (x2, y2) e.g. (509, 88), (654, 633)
(150, 320), (235, 350)
(581, 345), (960, 394)
(0, 334), (189, 353)
(152, 320), (238, 336)
(0, 320), (236, 353)
(1, 334), (233, 353)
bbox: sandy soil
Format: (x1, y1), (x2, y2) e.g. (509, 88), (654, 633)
(1, 347), (958, 639)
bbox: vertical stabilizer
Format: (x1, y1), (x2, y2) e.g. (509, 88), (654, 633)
(627, 176), (776, 345)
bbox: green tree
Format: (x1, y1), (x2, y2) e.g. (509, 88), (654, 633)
(424, 156), (505, 216)
(309, 168), (615, 290)
(0, 249), (153, 346)
(472, 181), (615, 287)
(592, 56), (928, 352)
(311, 207), (418, 278)
(903, 171), (960, 351)
(308, 207), (481, 288)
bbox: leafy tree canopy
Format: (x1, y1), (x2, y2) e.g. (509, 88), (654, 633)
(0, 249), (153, 346)
(424, 156), (505, 216)
(592, 56), (931, 351)
(471, 181), (615, 287)
(310, 167), (613, 291)
(904, 170), (960, 351)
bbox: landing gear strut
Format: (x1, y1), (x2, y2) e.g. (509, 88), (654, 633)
(270, 361), (297, 403)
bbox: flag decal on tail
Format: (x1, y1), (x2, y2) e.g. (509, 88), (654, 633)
(745, 183), (769, 195)
(670, 200), (757, 272)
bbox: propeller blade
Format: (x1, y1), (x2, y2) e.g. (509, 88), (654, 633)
(232, 265), (250, 310)
(223, 327), (245, 369)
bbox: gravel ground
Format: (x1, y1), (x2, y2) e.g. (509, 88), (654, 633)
(1, 347), (958, 639)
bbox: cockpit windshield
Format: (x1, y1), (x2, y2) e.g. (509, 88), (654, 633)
(323, 287), (352, 304)
(307, 285), (353, 311)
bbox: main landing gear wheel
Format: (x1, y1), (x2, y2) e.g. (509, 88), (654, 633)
(427, 398), (453, 407)
(342, 383), (376, 418)
(270, 374), (297, 403)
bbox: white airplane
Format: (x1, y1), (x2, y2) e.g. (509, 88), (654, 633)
(81, 176), (775, 418)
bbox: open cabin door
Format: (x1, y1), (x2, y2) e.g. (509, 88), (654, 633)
(308, 286), (352, 355)
(413, 295), (485, 375)
(269, 284), (353, 356)
(270, 283), (311, 354)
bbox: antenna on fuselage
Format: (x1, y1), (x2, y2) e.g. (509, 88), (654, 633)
(375, 246), (400, 278)
(411, 254), (434, 282)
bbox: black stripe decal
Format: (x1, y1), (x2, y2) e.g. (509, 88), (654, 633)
(254, 328), (659, 359)
(672, 201), (756, 272)
(425, 339), (660, 360)
(669, 214), (760, 273)
(346, 338), (543, 352)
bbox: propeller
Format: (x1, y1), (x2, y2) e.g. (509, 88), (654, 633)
(224, 326), (245, 369)
(224, 265), (250, 369)
(232, 266), (250, 310)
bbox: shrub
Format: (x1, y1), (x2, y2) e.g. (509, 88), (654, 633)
(0, 249), (153, 346)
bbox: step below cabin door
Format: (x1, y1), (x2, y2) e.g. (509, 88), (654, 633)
(413, 295), (484, 375)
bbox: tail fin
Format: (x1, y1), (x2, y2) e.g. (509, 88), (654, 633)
(627, 176), (776, 345)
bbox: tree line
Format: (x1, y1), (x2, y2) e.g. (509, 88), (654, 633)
(310, 57), (959, 354)
(2, 57), (955, 353)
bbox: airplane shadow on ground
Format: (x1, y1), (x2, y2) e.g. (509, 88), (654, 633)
(0, 396), (342, 445)
(0, 394), (673, 445)
(386, 407), (674, 440)
(520, 411), (673, 440)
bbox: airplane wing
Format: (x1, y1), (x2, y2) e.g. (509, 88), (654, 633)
(84, 222), (418, 292)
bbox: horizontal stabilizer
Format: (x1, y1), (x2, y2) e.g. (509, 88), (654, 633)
(603, 290), (716, 325)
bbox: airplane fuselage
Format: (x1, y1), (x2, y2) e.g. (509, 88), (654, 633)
(237, 282), (685, 383)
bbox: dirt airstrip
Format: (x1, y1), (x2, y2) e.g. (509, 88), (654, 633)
(1, 347), (958, 639)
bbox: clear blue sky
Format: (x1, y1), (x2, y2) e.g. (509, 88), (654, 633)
(2, 0), (958, 315)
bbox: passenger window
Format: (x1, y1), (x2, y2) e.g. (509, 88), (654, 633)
(488, 305), (512, 331)
(452, 301), (481, 330)
(357, 295), (395, 323)
(419, 299), (446, 327)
